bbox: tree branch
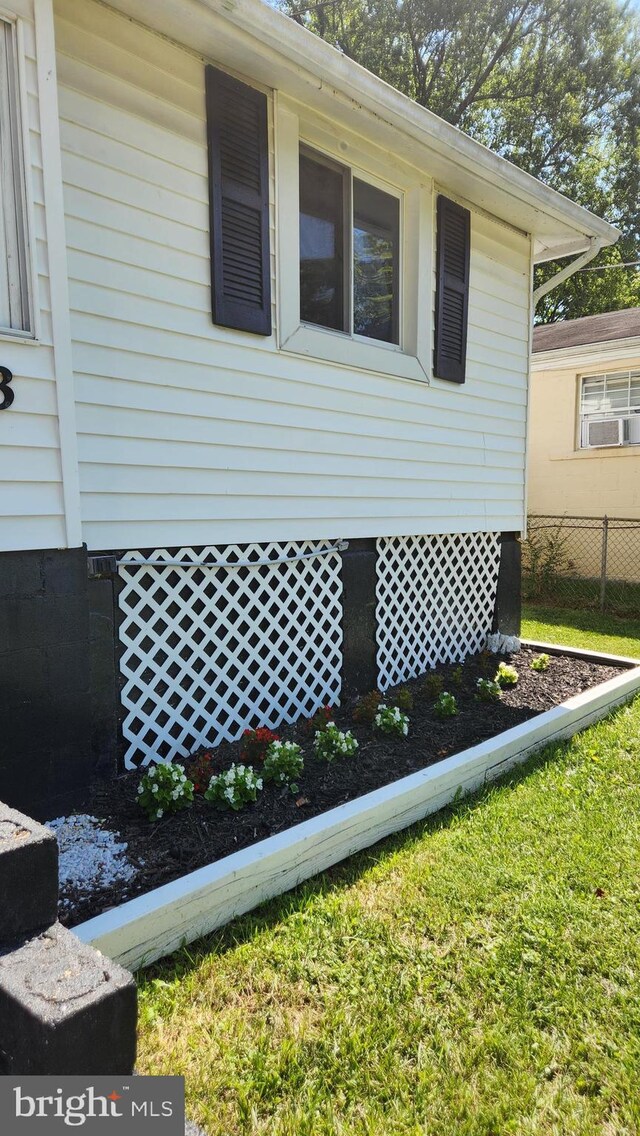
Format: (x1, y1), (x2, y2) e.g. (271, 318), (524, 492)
(451, 4), (535, 122)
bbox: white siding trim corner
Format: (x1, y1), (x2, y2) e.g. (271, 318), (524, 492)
(35, 0), (81, 546)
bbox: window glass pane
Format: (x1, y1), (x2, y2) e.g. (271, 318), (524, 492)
(580, 371), (640, 453)
(353, 179), (399, 344)
(581, 377), (605, 414)
(0, 20), (29, 333)
(604, 376), (629, 411)
(299, 151), (346, 332)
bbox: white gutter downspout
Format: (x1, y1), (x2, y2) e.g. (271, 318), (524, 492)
(532, 236), (607, 306)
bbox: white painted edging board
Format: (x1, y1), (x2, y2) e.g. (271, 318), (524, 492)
(76, 659), (640, 971)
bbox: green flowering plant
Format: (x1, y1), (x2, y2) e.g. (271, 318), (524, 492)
(354, 690), (383, 725)
(422, 672), (444, 699)
(450, 665), (464, 688)
(205, 763), (263, 810)
(390, 686), (414, 712)
(477, 648), (495, 675)
(530, 653), (551, 672)
(137, 762), (194, 821)
(314, 722), (359, 762)
(374, 703), (409, 737)
(262, 740), (304, 791)
(495, 661), (519, 687)
(476, 677), (502, 702)
(433, 691), (458, 719)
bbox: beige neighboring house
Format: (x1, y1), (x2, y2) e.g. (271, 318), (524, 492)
(529, 308), (640, 519)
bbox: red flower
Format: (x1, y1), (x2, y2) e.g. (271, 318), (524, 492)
(185, 750), (214, 795)
(305, 704), (334, 733)
(240, 727), (280, 763)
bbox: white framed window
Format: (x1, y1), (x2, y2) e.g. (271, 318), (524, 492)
(299, 146), (401, 345)
(276, 98), (432, 382)
(579, 370), (640, 449)
(0, 15), (32, 337)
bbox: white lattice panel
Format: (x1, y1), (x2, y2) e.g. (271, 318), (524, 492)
(117, 541), (343, 768)
(376, 533), (501, 689)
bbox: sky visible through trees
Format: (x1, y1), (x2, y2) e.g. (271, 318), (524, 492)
(276, 0), (640, 321)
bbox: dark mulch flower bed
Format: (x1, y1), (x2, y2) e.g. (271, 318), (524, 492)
(60, 647), (625, 928)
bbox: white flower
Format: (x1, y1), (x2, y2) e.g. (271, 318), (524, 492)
(151, 784), (158, 794)
(156, 808), (163, 818)
(256, 779), (263, 790)
(225, 788), (234, 801)
(137, 784), (144, 795)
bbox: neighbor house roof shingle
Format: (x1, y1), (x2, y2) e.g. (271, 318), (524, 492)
(532, 308), (640, 353)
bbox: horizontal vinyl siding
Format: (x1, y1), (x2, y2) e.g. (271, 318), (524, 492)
(56, 0), (530, 550)
(0, 2), (66, 552)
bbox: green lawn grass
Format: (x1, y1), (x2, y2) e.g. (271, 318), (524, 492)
(522, 602), (640, 660)
(138, 696), (640, 1135)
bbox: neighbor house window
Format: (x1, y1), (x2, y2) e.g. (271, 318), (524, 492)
(299, 147), (399, 345)
(0, 17), (31, 335)
(580, 370), (640, 448)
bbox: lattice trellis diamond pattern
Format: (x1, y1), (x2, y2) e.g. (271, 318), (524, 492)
(117, 541), (343, 769)
(376, 532), (501, 689)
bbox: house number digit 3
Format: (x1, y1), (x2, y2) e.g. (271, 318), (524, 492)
(0, 366), (14, 410)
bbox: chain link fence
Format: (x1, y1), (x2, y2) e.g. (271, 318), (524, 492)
(523, 515), (640, 616)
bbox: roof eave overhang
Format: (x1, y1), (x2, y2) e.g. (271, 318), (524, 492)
(531, 336), (640, 370)
(102, 0), (620, 260)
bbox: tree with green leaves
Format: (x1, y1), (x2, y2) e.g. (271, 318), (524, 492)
(279, 0), (640, 321)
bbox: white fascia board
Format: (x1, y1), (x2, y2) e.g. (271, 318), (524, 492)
(531, 337), (640, 371)
(103, 0), (619, 259)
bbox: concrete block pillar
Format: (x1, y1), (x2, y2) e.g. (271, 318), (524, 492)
(492, 532), (522, 637)
(0, 801), (137, 1076)
(340, 538), (378, 695)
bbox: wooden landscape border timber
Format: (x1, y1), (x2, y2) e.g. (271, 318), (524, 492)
(522, 638), (640, 666)
(75, 651), (640, 972)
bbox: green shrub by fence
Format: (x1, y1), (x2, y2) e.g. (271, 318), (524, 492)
(523, 515), (640, 616)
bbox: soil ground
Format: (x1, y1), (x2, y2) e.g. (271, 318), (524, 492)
(61, 647), (624, 927)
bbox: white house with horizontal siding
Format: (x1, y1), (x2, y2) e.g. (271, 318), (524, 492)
(0, 0), (618, 817)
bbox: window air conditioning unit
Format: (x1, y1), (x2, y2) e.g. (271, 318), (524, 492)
(627, 414), (640, 444)
(586, 417), (624, 448)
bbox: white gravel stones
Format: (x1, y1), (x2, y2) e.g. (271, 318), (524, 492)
(46, 814), (139, 907)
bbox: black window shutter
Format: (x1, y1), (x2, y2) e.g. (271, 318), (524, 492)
(434, 195), (470, 383)
(205, 65), (271, 335)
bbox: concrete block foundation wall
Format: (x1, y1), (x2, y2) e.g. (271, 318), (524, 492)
(0, 547), (118, 820)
